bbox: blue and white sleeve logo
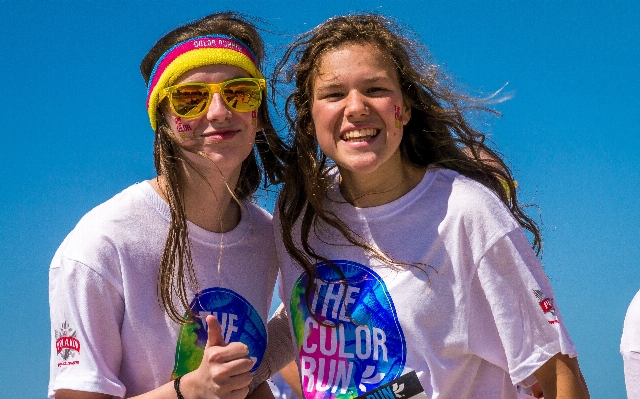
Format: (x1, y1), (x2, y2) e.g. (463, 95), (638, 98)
(172, 287), (267, 378)
(290, 260), (406, 399)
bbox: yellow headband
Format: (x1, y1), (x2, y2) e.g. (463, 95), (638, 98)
(146, 35), (264, 130)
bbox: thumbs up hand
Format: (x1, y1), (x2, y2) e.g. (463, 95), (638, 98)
(179, 315), (254, 399)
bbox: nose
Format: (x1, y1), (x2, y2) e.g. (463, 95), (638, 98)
(206, 92), (232, 122)
(345, 90), (369, 118)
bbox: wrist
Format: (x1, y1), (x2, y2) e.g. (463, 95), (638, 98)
(174, 376), (185, 399)
(175, 372), (200, 399)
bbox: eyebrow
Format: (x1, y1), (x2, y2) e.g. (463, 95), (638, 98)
(180, 75), (249, 84)
(314, 75), (391, 91)
(362, 76), (389, 83)
(314, 82), (343, 92)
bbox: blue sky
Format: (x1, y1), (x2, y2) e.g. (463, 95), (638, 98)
(1, 1), (638, 397)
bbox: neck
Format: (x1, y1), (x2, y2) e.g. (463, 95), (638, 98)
(339, 153), (426, 208)
(151, 153), (243, 233)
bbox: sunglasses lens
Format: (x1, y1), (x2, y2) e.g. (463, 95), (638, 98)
(170, 85), (210, 117)
(222, 80), (262, 112)
(166, 80), (262, 117)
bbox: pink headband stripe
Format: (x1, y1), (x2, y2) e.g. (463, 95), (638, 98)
(146, 35), (258, 107)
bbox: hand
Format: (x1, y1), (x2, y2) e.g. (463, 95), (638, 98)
(181, 315), (254, 399)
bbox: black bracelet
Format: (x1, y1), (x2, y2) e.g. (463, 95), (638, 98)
(174, 375), (185, 399)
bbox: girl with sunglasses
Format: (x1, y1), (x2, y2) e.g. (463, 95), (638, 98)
(257, 14), (589, 399)
(48, 12), (284, 399)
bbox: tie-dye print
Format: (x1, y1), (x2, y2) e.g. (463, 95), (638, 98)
(172, 287), (266, 378)
(290, 260), (406, 399)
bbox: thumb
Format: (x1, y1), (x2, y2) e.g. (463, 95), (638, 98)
(204, 315), (226, 349)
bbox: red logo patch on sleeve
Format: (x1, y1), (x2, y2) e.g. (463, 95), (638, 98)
(55, 321), (81, 367)
(539, 298), (553, 313)
(533, 289), (559, 325)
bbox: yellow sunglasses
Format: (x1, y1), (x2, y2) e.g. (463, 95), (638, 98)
(160, 77), (265, 118)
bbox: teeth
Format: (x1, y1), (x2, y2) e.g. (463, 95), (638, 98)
(343, 129), (378, 140)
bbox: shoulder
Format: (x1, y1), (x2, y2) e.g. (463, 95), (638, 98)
(622, 290), (640, 351)
(431, 168), (515, 221)
(51, 182), (161, 273)
(244, 201), (273, 221)
(239, 201), (278, 245)
(424, 169), (521, 253)
(74, 182), (158, 229)
(429, 169), (504, 209)
(243, 201), (274, 228)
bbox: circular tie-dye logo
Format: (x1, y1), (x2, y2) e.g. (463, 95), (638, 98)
(172, 287), (266, 378)
(290, 260), (406, 399)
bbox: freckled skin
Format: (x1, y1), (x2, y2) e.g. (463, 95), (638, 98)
(162, 64), (262, 179)
(311, 43), (424, 208)
(311, 43), (410, 179)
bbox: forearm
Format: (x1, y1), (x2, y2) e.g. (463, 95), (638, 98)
(246, 382), (274, 399)
(56, 378), (262, 399)
(55, 390), (112, 399)
(55, 382), (176, 399)
(279, 361), (303, 398)
(533, 353), (590, 399)
(250, 304), (295, 391)
(128, 377), (186, 399)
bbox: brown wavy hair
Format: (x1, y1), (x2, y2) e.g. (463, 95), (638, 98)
(275, 14), (542, 307)
(140, 12), (285, 323)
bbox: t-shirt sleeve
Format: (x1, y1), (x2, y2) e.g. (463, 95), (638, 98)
(49, 255), (126, 398)
(621, 290), (640, 397)
(468, 228), (577, 386)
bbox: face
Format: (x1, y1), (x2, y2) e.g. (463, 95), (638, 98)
(162, 64), (261, 177)
(311, 43), (410, 179)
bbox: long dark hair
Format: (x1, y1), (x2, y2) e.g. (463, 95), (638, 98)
(140, 12), (285, 323)
(275, 14), (541, 308)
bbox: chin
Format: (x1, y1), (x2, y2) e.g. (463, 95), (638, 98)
(338, 162), (382, 176)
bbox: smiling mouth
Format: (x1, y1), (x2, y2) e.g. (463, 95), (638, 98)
(342, 128), (379, 142)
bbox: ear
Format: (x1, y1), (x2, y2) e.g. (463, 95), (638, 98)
(402, 98), (411, 126)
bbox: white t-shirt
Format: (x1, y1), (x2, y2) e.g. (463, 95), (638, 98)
(49, 182), (278, 398)
(621, 289), (640, 398)
(274, 168), (577, 399)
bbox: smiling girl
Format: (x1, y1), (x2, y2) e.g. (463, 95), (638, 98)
(264, 14), (589, 399)
(48, 12), (284, 399)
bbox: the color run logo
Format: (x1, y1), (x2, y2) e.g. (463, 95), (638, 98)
(192, 37), (250, 55)
(172, 117), (192, 140)
(172, 287), (266, 378)
(291, 260), (406, 399)
(394, 105), (403, 128)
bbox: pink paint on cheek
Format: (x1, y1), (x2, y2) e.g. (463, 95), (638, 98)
(251, 110), (258, 127)
(394, 105), (403, 128)
(173, 117), (192, 139)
